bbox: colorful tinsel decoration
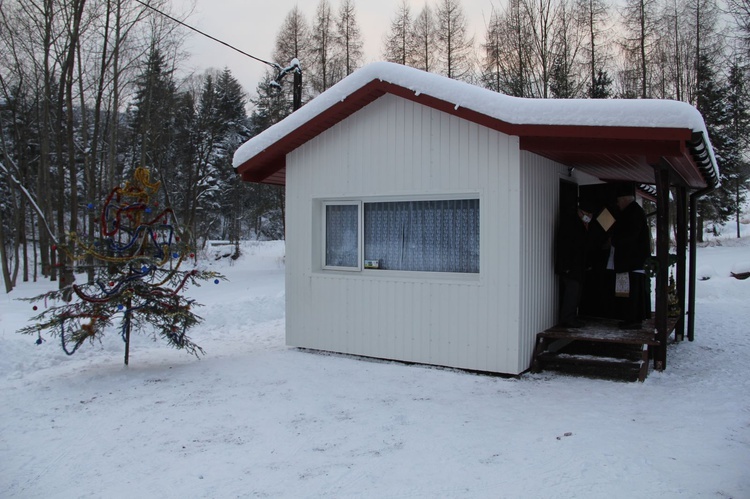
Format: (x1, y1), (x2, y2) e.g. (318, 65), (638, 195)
(19, 167), (224, 364)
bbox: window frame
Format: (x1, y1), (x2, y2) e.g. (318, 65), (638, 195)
(320, 195), (480, 275)
(322, 200), (362, 271)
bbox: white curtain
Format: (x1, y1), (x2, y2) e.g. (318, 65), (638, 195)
(364, 200), (479, 273)
(325, 204), (358, 267)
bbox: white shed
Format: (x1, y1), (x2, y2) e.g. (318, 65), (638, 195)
(233, 63), (718, 376)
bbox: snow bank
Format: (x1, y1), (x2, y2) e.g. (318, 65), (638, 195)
(2, 239), (749, 498)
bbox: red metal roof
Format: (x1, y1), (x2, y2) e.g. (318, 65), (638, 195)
(235, 78), (715, 190)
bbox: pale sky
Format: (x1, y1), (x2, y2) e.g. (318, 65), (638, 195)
(176, 0), (499, 99)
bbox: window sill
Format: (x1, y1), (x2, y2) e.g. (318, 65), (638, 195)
(312, 268), (481, 284)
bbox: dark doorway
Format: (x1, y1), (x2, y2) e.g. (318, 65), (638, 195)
(559, 179), (578, 218)
(578, 183), (621, 319)
(557, 179), (579, 322)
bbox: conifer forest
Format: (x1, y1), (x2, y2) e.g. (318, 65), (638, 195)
(1, 0), (749, 293)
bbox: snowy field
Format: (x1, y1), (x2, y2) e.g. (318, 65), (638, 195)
(1, 239), (749, 498)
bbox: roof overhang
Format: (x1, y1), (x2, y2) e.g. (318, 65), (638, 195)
(234, 64), (718, 190)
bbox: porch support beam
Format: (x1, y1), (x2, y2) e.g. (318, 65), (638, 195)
(687, 186), (714, 342)
(675, 186), (688, 341)
(688, 191), (697, 341)
(653, 164), (671, 370)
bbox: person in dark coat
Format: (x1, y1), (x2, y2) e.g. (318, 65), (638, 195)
(611, 183), (651, 329)
(556, 200), (595, 328)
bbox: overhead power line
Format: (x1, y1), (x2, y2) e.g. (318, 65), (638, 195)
(133, 0), (278, 70)
(134, 0), (302, 110)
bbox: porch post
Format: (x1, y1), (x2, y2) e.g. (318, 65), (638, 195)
(675, 187), (688, 342)
(688, 192), (698, 342)
(653, 165), (671, 370)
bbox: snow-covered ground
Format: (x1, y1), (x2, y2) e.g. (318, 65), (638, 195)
(1, 239), (749, 498)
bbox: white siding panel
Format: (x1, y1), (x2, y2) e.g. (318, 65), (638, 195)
(517, 151), (568, 371)
(285, 94), (524, 374)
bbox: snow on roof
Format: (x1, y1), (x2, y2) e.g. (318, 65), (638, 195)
(234, 62), (717, 180)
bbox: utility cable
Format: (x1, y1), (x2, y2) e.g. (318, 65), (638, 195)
(133, 0), (302, 109)
(133, 0), (280, 70)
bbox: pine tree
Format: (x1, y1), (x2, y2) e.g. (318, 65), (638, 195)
(243, 74), (290, 240)
(130, 46), (178, 178)
(19, 167), (224, 365)
(723, 60), (750, 237)
(588, 69), (613, 98)
(550, 54), (577, 98)
(695, 54), (732, 236)
(214, 69), (251, 249)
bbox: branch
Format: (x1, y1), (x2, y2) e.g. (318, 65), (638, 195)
(0, 159), (59, 246)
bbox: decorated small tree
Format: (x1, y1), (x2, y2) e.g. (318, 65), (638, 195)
(20, 167), (224, 365)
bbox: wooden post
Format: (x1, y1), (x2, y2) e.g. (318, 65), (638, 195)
(688, 192), (698, 342)
(654, 166), (671, 370)
(675, 187), (688, 342)
(124, 297), (131, 366)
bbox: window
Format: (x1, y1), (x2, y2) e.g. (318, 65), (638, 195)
(323, 198), (479, 274)
(324, 202), (360, 269)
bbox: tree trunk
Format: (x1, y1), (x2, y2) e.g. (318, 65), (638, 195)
(736, 181), (742, 238)
(39, 0), (55, 280)
(0, 210), (14, 293)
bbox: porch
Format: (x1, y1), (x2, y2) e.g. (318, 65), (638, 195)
(532, 316), (680, 382)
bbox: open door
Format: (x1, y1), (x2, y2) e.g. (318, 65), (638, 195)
(578, 184), (621, 319)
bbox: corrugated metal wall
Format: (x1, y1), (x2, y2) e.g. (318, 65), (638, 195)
(286, 93), (536, 374)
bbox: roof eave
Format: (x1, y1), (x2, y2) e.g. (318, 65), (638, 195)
(234, 76), (718, 190)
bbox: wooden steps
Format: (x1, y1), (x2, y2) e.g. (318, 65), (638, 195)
(532, 317), (663, 382)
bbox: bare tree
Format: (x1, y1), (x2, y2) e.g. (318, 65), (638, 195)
(549, 0), (587, 97)
(726, 0), (750, 58)
(411, 5), (438, 72)
(274, 6), (311, 67)
(578, 0), (612, 97)
(435, 0), (475, 81)
(481, 0), (534, 96)
(619, 0), (661, 98)
(382, 0), (413, 65)
(310, 0), (338, 94)
(334, 0), (363, 77)
(522, 0), (561, 97)
(687, 0), (723, 102)
(273, 6), (313, 104)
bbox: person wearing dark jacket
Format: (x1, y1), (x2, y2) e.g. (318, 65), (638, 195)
(556, 201), (594, 328)
(611, 183), (651, 329)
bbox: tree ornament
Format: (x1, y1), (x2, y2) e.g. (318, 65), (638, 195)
(19, 167), (225, 365)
